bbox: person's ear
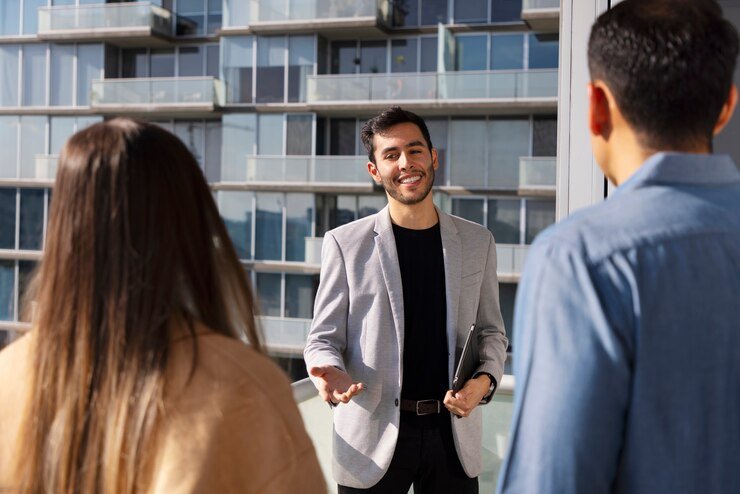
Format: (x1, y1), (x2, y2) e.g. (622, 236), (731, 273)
(367, 162), (382, 184)
(431, 148), (438, 171)
(588, 82), (611, 138)
(713, 84), (738, 137)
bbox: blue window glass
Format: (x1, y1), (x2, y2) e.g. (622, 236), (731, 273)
(455, 35), (487, 71)
(255, 192), (283, 260)
(77, 44), (102, 106)
(392, 0), (418, 27)
(0, 45), (19, 106)
(452, 198), (484, 225)
(51, 45), (75, 106)
(491, 0), (522, 23)
(17, 260), (36, 322)
(0, 260), (14, 321)
(491, 34), (524, 70)
(222, 36), (253, 103)
(0, 1), (20, 35)
(256, 36), (285, 103)
(256, 272), (281, 316)
(219, 190), (253, 259)
(420, 37), (438, 72)
(19, 189), (44, 250)
(0, 189), (16, 249)
(288, 36), (314, 103)
(421, 0), (447, 25)
(488, 198), (522, 244)
(529, 33), (559, 69)
(455, 0), (487, 23)
(23, 0), (46, 34)
(525, 199), (555, 243)
(22, 44), (47, 106)
(286, 193), (312, 262)
(0, 117), (18, 178)
(285, 274), (316, 319)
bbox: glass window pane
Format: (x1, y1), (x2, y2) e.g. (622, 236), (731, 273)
(488, 118), (530, 188)
(391, 39), (417, 73)
(0, 117), (19, 178)
(256, 272), (281, 317)
(258, 114), (283, 155)
(533, 116), (557, 156)
(491, 34), (524, 70)
(256, 36), (285, 103)
(0, 45), (19, 106)
(498, 283), (516, 357)
(150, 48), (175, 77)
(392, 0), (419, 26)
(286, 114), (312, 156)
(288, 36), (314, 103)
(421, 0), (447, 25)
(255, 192), (283, 260)
(223, 36), (253, 103)
(358, 195), (386, 218)
(529, 33), (559, 69)
(75, 116), (101, 131)
(121, 48), (148, 78)
(330, 195), (356, 229)
(225, 0), (250, 26)
(50, 45), (74, 106)
(207, 0), (222, 34)
(359, 41), (386, 74)
(285, 274), (316, 318)
(455, 35), (487, 71)
(449, 119), (485, 186)
(426, 118), (447, 186)
(488, 198), (521, 244)
(451, 198), (484, 225)
(20, 116), (46, 179)
(286, 193), (312, 262)
(50, 116), (76, 155)
(219, 190), (253, 259)
(0, 260), (14, 321)
(204, 120), (222, 182)
(525, 199), (555, 243)
(178, 46), (203, 76)
(23, 0), (46, 34)
(19, 189), (44, 250)
(491, 0), (522, 23)
(206, 44), (219, 77)
(175, 121), (205, 169)
(222, 113), (255, 181)
(77, 44), (102, 106)
(22, 44), (46, 106)
(419, 37), (438, 72)
(0, 189), (16, 249)
(330, 41), (357, 74)
(18, 260), (36, 322)
(0, 1), (20, 36)
(455, 0), (487, 23)
(329, 119), (356, 155)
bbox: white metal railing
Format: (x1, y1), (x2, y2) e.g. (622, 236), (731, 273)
(245, 155), (370, 184)
(251, 0), (382, 22)
(522, 0), (560, 9)
(38, 2), (172, 34)
(519, 157), (556, 190)
(34, 154), (59, 180)
(90, 77), (225, 107)
(496, 245), (529, 275)
(307, 69), (558, 103)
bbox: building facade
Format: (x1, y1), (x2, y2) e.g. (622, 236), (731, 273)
(0, 0), (561, 380)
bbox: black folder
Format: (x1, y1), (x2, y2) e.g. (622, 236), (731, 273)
(452, 324), (479, 393)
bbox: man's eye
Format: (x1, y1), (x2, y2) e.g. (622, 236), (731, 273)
(385, 154), (398, 160)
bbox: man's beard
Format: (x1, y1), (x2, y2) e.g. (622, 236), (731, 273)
(380, 165), (435, 205)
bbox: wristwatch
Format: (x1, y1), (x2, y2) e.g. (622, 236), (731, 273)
(474, 372), (497, 403)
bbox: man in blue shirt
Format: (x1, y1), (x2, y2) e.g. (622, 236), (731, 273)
(498, 1), (740, 493)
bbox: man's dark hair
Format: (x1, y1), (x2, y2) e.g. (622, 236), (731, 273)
(361, 106), (434, 163)
(588, 0), (738, 151)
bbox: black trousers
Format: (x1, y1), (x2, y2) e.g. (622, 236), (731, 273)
(338, 411), (478, 494)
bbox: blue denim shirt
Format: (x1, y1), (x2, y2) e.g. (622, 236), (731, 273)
(498, 153), (740, 494)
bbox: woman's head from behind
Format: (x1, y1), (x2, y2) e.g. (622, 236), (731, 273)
(16, 118), (260, 492)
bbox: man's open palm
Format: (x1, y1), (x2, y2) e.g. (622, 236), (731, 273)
(309, 365), (364, 405)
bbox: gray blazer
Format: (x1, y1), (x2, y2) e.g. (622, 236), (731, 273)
(304, 205), (508, 489)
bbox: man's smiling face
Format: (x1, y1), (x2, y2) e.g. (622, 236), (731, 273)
(368, 122), (438, 207)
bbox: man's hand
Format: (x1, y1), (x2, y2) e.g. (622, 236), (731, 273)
(443, 374), (491, 417)
(309, 365), (364, 405)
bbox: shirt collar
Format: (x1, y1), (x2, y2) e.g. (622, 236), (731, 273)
(612, 152), (739, 197)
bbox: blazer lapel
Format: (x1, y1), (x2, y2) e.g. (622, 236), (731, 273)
(374, 206), (405, 380)
(438, 208), (461, 383)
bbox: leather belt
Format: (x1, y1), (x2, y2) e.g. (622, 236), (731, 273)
(400, 398), (442, 415)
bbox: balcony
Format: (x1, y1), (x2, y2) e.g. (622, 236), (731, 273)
(259, 316), (312, 356)
(306, 70), (558, 113)
(244, 155), (372, 190)
(496, 245), (529, 282)
(90, 77), (225, 115)
(519, 157), (556, 194)
(521, 0), (560, 31)
(37, 2), (173, 46)
(293, 374), (515, 492)
(224, 0), (390, 38)
(34, 154), (59, 181)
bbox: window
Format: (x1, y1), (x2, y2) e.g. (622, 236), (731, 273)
(421, 0), (447, 25)
(221, 113), (256, 180)
(288, 36), (314, 102)
(122, 48), (149, 78)
(256, 273), (281, 316)
(455, 35), (487, 71)
(525, 199), (555, 242)
(533, 116), (557, 156)
(392, 0), (419, 27)
(23, 0), (46, 34)
(0, 261), (13, 321)
(222, 36), (253, 103)
(285, 194), (313, 262)
(20, 116), (45, 179)
(255, 192), (283, 261)
(256, 36), (285, 103)
(529, 33), (559, 69)
(455, 0), (488, 23)
(490, 0), (522, 23)
(359, 41), (387, 74)
(286, 114), (312, 156)
(150, 49), (175, 77)
(488, 118), (529, 188)
(491, 34), (524, 70)
(420, 37), (438, 72)
(0, 117), (18, 178)
(285, 275), (317, 319)
(77, 45), (102, 106)
(488, 198), (521, 244)
(178, 46), (204, 77)
(0, 189), (16, 249)
(19, 189), (44, 250)
(391, 39), (418, 73)
(0, 1), (20, 35)
(22, 45), (47, 106)
(0, 45), (19, 106)
(219, 190), (253, 259)
(51, 45), (75, 106)
(449, 119), (486, 185)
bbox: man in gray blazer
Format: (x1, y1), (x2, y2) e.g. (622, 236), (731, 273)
(304, 106), (508, 493)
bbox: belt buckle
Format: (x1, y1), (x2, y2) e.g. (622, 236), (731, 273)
(416, 399), (440, 416)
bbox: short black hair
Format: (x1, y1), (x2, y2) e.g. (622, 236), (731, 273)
(588, 0), (739, 151)
(361, 106), (434, 164)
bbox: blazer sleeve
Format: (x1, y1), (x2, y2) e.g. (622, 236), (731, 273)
(304, 231), (350, 375)
(475, 231), (509, 396)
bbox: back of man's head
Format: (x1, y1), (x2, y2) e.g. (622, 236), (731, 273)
(588, 0), (739, 151)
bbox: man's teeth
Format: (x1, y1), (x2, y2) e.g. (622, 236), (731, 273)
(400, 175), (421, 184)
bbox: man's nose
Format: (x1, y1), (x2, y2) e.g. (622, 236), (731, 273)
(398, 152), (414, 170)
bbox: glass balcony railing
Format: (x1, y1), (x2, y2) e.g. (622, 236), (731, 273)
(522, 0), (559, 8)
(250, 0), (384, 23)
(245, 155), (371, 184)
(38, 2), (172, 35)
(307, 70), (558, 104)
(259, 316), (312, 354)
(519, 157), (556, 190)
(293, 375), (515, 493)
(33, 155), (59, 180)
(305, 237), (323, 265)
(496, 245), (529, 277)
(90, 77), (225, 108)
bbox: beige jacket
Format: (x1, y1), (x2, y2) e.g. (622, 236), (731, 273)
(0, 329), (326, 493)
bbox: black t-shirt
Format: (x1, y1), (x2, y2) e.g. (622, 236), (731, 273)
(392, 222), (449, 401)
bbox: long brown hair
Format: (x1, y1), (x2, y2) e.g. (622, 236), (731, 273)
(14, 118), (262, 493)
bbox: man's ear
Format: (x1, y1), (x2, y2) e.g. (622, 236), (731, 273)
(588, 81), (611, 138)
(713, 84), (738, 137)
(367, 162), (381, 184)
